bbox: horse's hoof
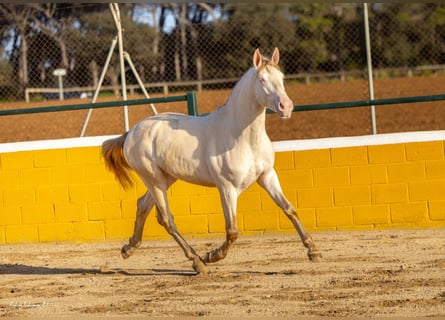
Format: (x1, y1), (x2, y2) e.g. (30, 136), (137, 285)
(308, 250), (322, 262)
(192, 256), (209, 274)
(121, 244), (134, 259)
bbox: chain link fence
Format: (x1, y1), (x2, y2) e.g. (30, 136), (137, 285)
(0, 3), (445, 142)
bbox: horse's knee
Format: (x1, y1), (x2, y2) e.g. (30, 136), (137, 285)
(156, 212), (175, 234)
(157, 216), (169, 230)
(284, 206), (299, 219)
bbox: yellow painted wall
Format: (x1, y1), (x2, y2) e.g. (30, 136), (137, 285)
(0, 139), (444, 244)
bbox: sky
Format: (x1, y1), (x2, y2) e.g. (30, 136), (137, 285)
(131, 4), (223, 33)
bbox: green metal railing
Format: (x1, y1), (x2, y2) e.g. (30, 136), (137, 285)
(286, 93), (445, 113)
(0, 92), (197, 117)
(1, 91), (445, 132)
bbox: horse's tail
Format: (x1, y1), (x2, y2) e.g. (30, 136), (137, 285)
(101, 131), (134, 190)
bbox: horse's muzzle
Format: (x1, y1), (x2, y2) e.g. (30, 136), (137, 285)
(276, 97), (294, 118)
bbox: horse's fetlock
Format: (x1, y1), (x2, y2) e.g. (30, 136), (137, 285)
(303, 236), (314, 249)
(204, 249), (225, 263)
(192, 256), (209, 274)
(129, 237), (141, 248)
(308, 249), (322, 262)
(227, 230), (238, 243)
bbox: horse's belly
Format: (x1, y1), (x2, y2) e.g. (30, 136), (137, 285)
(171, 170), (216, 187)
(157, 146), (215, 187)
(163, 161), (215, 187)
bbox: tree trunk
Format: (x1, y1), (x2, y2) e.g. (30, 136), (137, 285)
(190, 27), (202, 83)
(180, 3), (188, 80)
(174, 49), (181, 81)
(38, 61), (45, 84)
(158, 5), (167, 81)
(150, 6), (159, 81)
(108, 65), (120, 97)
(196, 56), (202, 82)
(174, 23), (181, 81)
(57, 39), (69, 69)
(89, 60), (98, 88)
(18, 24), (29, 96)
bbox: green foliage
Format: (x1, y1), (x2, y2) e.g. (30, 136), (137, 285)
(0, 58), (13, 85)
(58, 7), (157, 87)
(371, 3), (445, 67)
(1, 3), (445, 101)
(200, 4), (296, 78)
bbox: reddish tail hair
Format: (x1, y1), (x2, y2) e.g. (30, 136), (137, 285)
(101, 132), (134, 190)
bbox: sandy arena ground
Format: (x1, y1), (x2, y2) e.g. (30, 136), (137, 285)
(0, 76), (444, 318)
(0, 229), (444, 317)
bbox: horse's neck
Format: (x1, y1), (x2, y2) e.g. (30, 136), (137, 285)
(221, 68), (266, 137)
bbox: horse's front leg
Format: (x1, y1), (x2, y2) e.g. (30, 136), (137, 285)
(258, 169), (322, 262)
(121, 191), (155, 259)
(202, 187), (239, 264)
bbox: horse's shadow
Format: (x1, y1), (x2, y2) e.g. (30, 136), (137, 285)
(0, 263), (96, 275)
(0, 263), (197, 277)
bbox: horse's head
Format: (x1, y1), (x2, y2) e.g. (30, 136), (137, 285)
(253, 47), (294, 118)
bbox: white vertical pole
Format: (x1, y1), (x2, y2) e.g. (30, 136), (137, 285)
(364, 3), (377, 135)
(110, 3), (129, 132)
(124, 52), (158, 115)
(80, 37), (118, 137)
(57, 75), (63, 100)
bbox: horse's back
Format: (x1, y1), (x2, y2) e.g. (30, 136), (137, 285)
(124, 112), (215, 186)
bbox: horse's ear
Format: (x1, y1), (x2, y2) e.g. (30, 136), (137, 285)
(272, 47), (280, 65)
(253, 48), (262, 68)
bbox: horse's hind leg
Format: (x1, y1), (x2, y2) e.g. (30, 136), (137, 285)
(122, 176), (177, 259)
(202, 186), (239, 264)
(121, 191), (155, 259)
(258, 169), (322, 262)
(150, 185), (208, 274)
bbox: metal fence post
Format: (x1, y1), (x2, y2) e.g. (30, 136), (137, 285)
(364, 3), (377, 135)
(186, 91), (198, 116)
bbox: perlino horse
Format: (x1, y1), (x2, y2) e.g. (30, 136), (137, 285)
(102, 47), (322, 273)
